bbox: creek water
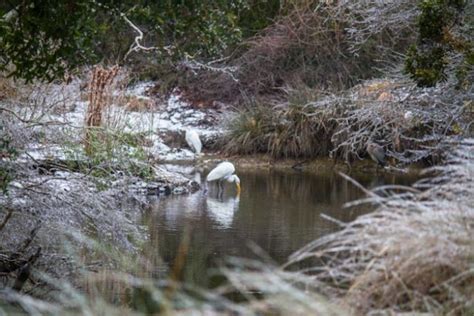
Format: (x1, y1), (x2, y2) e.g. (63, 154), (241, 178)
(141, 166), (420, 287)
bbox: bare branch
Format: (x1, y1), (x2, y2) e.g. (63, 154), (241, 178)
(122, 14), (160, 60)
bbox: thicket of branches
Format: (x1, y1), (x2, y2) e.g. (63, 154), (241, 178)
(178, 0), (419, 104)
(222, 79), (472, 164)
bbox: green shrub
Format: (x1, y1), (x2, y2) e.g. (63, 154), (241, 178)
(405, 0), (471, 87)
(66, 129), (153, 182)
(0, 123), (17, 193)
(1, 1), (280, 82)
(405, 44), (447, 87)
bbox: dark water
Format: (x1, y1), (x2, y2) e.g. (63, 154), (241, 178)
(141, 166), (419, 287)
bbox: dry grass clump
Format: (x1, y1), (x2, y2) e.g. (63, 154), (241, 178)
(222, 90), (339, 158)
(285, 141), (474, 314)
(219, 257), (347, 316)
(0, 75), (18, 101)
(123, 95), (156, 112)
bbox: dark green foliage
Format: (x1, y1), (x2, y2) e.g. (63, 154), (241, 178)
(237, 0), (282, 38)
(0, 1), (99, 82)
(456, 50), (474, 89)
(0, 123), (17, 193)
(405, 44), (447, 87)
(105, 1), (281, 81)
(418, 0), (465, 42)
(96, 1), (247, 61)
(0, 1), (280, 82)
(405, 0), (470, 87)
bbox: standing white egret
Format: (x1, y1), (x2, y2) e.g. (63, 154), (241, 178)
(185, 129), (202, 154)
(206, 162), (240, 196)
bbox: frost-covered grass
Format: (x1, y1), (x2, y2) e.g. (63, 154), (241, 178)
(1, 70), (222, 171)
(283, 140), (474, 315)
(0, 72), (211, 309)
(222, 79), (472, 164)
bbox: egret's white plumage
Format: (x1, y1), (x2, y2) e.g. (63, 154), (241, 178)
(404, 110), (414, 121)
(206, 162), (241, 195)
(206, 162), (235, 181)
(185, 129), (202, 154)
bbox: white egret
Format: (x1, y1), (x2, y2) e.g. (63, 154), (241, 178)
(367, 142), (386, 168)
(206, 162), (241, 196)
(185, 129), (202, 154)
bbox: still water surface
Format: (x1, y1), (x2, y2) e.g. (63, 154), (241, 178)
(142, 166), (419, 286)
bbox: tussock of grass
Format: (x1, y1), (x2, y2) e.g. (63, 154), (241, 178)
(283, 140), (474, 314)
(222, 90), (338, 159)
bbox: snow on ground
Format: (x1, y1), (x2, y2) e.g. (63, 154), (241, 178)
(18, 80), (223, 164)
(6, 79), (225, 196)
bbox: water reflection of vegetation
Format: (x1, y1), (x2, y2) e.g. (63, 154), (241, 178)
(142, 169), (421, 289)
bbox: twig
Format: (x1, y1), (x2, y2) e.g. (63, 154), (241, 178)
(122, 14), (159, 60)
(181, 55), (240, 82)
(0, 208), (14, 231)
(320, 213), (347, 227)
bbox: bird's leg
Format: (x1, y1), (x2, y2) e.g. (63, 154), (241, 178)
(218, 180), (224, 198)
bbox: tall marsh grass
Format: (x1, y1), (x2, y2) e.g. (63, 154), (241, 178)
(222, 90), (339, 159)
(284, 140), (474, 314)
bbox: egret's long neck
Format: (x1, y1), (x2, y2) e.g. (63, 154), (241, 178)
(224, 174), (235, 182)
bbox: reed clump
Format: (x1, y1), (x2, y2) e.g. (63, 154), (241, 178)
(84, 65), (120, 156)
(222, 89), (339, 159)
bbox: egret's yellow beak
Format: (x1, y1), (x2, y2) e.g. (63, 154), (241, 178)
(236, 183), (241, 195)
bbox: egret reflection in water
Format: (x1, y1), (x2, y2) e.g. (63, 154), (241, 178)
(206, 196), (240, 229)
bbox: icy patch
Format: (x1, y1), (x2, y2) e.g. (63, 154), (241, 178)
(19, 144), (72, 161)
(156, 148), (196, 162)
(167, 93), (189, 110)
(14, 79), (224, 163)
(126, 81), (154, 96)
(161, 164), (197, 175)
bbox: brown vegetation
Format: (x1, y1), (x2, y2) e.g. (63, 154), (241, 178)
(84, 65), (119, 155)
(222, 78), (471, 164)
(177, 1), (417, 105)
(124, 95), (156, 112)
(285, 141), (474, 314)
